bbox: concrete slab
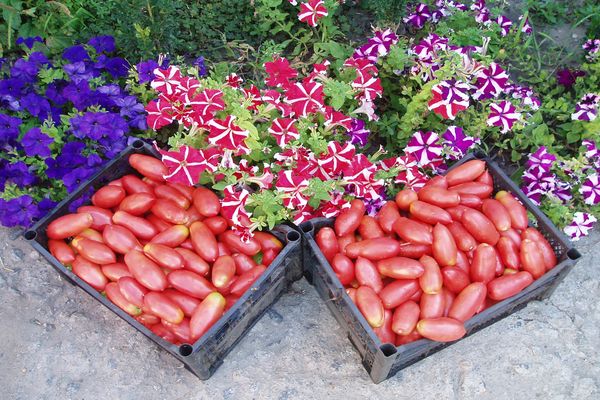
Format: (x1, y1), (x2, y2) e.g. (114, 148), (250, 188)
(0, 227), (598, 399)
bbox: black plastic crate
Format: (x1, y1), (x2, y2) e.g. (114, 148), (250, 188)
(24, 139), (303, 380)
(300, 152), (582, 383)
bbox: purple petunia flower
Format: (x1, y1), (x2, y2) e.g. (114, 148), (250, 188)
(404, 131), (443, 167)
(552, 179), (573, 203)
(193, 56), (207, 77)
(64, 61), (95, 83)
(442, 126), (480, 160)
(582, 139), (600, 168)
(471, 0), (490, 25)
(137, 60), (159, 83)
(21, 92), (51, 122)
(28, 51), (51, 68)
(0, 78), (25, 98)
(0, 113), (22, 148)
(556, 68), (586, 88)
(365, 195), (386, 216)
(496, 15), (513, 36)
(62, 80), (92, 110)
(580, 173), (600, 205)
(63, 167), (95, 193)
(16, 36), (43, 49)
(526, 147), (556, 172)
(346, 118), (370, 147)
(487, 101), (521, 133)
(10, 58), (39, 83)
(521, 167), (557, 205)
(88, 35), (116, 53)
(105, 57), (129, 78)
(70, 111), (127, 141)
(519, 15), (532, 34)
(5, 161), (37, 188)
(412, 34), (449, 61)
(508, 85), (541, 110)
(363, 28), (399, 58)
(353, 44), (380, 63)
(63, 45), (89, 63)
(564, 212), (597, 241)
(86, 153), (104, 167)
(404, 4), (432, 29)
(115, 95), (145, 118)
(35, 198), (58, 220)
(571, 93), (599, 121)
(0, 195), (38, 227)
(473, 62), (509, 100)
(21, 127), (54, 157)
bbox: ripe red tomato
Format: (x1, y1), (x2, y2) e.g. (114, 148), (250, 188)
(521, 228), (557, 270)
(190, 292), (226, 341)
(358, 215), (385, 239)
(174, 247), (210, 276)
(105, 282), (141, 316)
(143, 243), (184, 270)
(461, 208), (500, 245)
(144, 292), (184, 324)
(220, 230), (261, 256)
(92, 185), (126, 209)
(117, 276), (148, 307)
(128, 154), (168, 182)
(496, 237), (520, 270)
(124, 250), (168, 291)
(113, 211), (158, 240)
(476, 170), (493, 186)
(163, 289), (201, 318)
(520, 239), (545, 279)
(449, 182), (493, 199)
(167, 269), (215, 299)
(72, 256), (108, 291)
(445, 160), (486, 186)
(459, 194), (483, 209)
(448, 282), (487, 322)
(47, 213), (93, 240)
(102, 225), (142, 254)
(470, 243), (497, 284)
(356, 286), (385, 328)
(446, 221), (477, 252)
(441, 267), (470, 294)
(48, 239), (76, 265)
(151, 199), (190, 225)
(417, 186), (460, 208)
(155, 184), (190, 209)
(373, 309), (396, 344)
(331, 253), (355, 286)
(345, 237), (402, 260)
(162, 318), (192, 344)
(192, 187), (221, 217)
(375, 201), (401, 234)
(118, 193), (156, 215)
(316, 227), (339, 262)
(420, 292), (446, 319)
(391, 300), (420, 336)
(409, 201), (452, 225)
(419, 255), (443, 294)
(395, 189), (418, 210)
(397, 243), (432, 258)
(71, 237), (116, 265)
(189, 221), (219, 262)
(495, 191), (528, 230)
(337, 234), (357, 256)
(355, 257), (383, 293)
(230, 265), (267, 297)
(487, 271), (533, 300)
(432, 223), (458, 267)
(202, 216), (228, 235)
(377, 257), (424, 279)
(211, 255), (236, 289)
(378, 279), (420, 309)
(393, 217), (433, 245)
(121, 174), (153, 195)
(334, 200), (364, 236)
(77, 206), (113, 230)
(101, 263), (132, 282)
(482, 199), (511, 232)
(416, 317), (466, 342)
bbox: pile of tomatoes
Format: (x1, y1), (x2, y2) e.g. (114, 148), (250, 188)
(316, 160), (557, 345)
(46, 153), (283, 345)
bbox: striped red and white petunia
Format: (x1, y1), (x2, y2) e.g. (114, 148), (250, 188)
(276, 170), (310, 209)
(221, 185), (251, 226)
(352, 69), (383, 102)
(298, 0), (328, 27)
(284, 81), (325, 117)
(150, 66), (183, 97)
(208, 115), (249, 151)
(191, 89), (225, 116)
(145, 97), (174, 130)
(317, 141), (356, 176)
(268, 118), (300, 147)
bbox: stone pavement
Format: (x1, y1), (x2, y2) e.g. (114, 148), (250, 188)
(1, 227), (598, 400)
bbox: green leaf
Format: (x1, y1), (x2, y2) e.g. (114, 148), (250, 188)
(323, 79), (352, 110)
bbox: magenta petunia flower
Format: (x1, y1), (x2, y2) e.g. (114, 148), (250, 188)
(556, 68), (586, 89)
(412, 34), (449, 61)
(150, 66), (183, 97)
(284, 81), (325, 116)
(582, 39), (600, 61)
(521, 166), (558, 205)
(552, 179), (573, 203)
(268, 118), (299, 147)
(277, 169), (310, 209)
(221, 185), (251, 225)
(365, 28), (399, 57)
(496, 15), (513, 36)
(564, 212), (597, 241)
(318, 141), (356, 176)
(519, 15), (532, 34)
(298, 0), (328, 27)
(191, 89), (225, 116)
(580, 173), (600, 205)
(404, 131), (444, 167)
(442, 126), (480, 160)
(428, 80), (470, 120)
(487, 101), (521, 133)
(264, 56), (298, 88)
(526, 147), (557, 172)
(145, 97), (174, 130)
(473, 62), (509, 100)
(157, 145), (211, 186)
(583, 139), (600, 162)
(404, 4), (431, 29)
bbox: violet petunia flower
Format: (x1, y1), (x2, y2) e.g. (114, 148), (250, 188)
(16, 36), (43, 49)
(62, 45), (89, 63)
(571, 93), (599, 121)
(88, 35), (116, 53)
(63, 167), (96, 192)
(564, 212), (597, 241)
(1, 195), (38, 227)
(526, 147), (556, 172)
(556, 68), (585, 89)
(21, 127), (54, 158)
(580, 173), (600, 205)
(487, 101), (521, 133)
(473, 62), (509, 100)
(404, 131), (444, 167)
(496, 15), (513, 36)
(0, 113), (22, 148)
(404, 4), (432, 29)
(582, 39), (600, 62)
(442, 126), (480, 160)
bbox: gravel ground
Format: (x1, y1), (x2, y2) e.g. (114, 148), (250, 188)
(0, 227), (598, 400)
